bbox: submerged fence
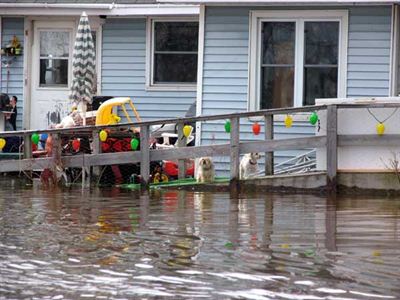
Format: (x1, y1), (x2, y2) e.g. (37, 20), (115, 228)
(1, 102), (400, 191)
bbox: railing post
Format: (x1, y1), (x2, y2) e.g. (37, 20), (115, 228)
(326, 105), (338, 192)
(264, 114), (274, 176)
(23, 133), (32, 159)
(91, 129), (101, 183)
(177, 122), (187, 180)
(52, 133), (62, 184)
(230, 117), (240, 185)
(140, 124), (150, 187)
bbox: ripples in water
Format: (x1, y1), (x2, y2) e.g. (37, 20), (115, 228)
(0, 184), (399, 299)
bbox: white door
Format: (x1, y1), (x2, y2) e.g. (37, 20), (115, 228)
(30, 21), (75, 130)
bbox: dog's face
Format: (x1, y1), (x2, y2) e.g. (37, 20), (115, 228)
(199, 157), (213, 170)
(249, 153), (260, 164)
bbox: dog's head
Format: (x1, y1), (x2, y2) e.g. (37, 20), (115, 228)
(248, 152), (260, 164)
(199, 157), (213, 170)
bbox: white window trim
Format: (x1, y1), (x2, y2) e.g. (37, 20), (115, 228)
(145, 16), (198, 91)
(248, 10), (348, 111)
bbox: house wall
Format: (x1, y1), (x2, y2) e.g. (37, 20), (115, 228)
(200, 6), (392, 175)
(1, 17), (24, 130)
(101, 18), (196, 121)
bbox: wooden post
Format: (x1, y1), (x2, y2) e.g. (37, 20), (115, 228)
(264, 114), (274, 176)
(91, 129), (101, 182)
(326, 105), (338, 192)
(177, 122), (187, 179)
(140, 124), (150, 187)
(230, 117), (240, 186)
(52, 133), (62, 184)
(23, 133), (32, 159)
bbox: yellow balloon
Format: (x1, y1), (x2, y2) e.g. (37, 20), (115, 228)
(284, 115), (293, 128)
(376, 123), (385, 135)
(99, 130), (108, 142)
(0, 138), (6, 150)
(183, 125), (193, 138)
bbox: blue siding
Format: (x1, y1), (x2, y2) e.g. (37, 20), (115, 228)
(201, 6), (392, 175)
(1, 18), (24, 130)
(101, 19), (196, 121)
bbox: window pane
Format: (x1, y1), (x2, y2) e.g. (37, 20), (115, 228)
(40, 59), (68, 87)
(303, 67), (337, 106)
(155, 22), (198, 52)
(261, 67), (294, 109)
(262, 22), (295, 65)
(305, 22), (339, 65)
(154, 54), (197, 83)
(40, 31), (69, 58)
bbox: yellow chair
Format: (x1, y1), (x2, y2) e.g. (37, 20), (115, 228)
(95, 97), (141, 126)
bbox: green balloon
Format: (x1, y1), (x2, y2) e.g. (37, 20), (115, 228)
(309, 112), (319, 125)
(31, 133), (40, 145)
(224, 120), (231, 133)
(224, 242), (234, 248)
(131, 138), (139, 150)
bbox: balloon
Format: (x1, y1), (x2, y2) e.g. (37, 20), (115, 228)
(183, 125), (193, 138)
(0, 138), (6, 150)
(309, 112), (318, 125)
(99, 130), (108, 142)
(130, 138), (139, 151)
(31, 133), (40, 145)
(72, 139), (80, 151)
(284, 115), (293, 128)
(41, 133), (48, 141)
(252, 122), (261, 135)
(224, 120), (231, 133)
(376, 123), (385, 135)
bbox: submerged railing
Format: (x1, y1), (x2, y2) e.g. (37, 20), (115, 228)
(1, 102), (400, 191)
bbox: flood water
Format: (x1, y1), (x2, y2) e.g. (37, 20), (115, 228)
(1, 182), (399, 300)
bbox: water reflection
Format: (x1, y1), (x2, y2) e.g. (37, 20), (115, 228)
(0, 183), (399, 299)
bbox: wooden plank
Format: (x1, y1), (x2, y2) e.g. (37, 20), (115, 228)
(230, 117), (240, 182)
(140, 125), (150, 186)
(23, 133), (32, 159)
(326, 105), (338, 192)
(150, 143), (230, 161)
(240, 136), (327, 153)
(264, 114), (273, 176)
(91, 129), (101, 179)
(177, 122), (187, 180)
(338, 134), (400, 146)
(52, 133), (62, 183)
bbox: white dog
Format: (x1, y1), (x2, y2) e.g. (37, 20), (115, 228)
(196, 157), (215, 183)
(240, 153), (261, 179)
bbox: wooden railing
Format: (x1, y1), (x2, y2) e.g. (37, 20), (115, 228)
(1, 102), (400, 191)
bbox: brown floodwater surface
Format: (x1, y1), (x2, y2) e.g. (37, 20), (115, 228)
(0, 182), (399, 299)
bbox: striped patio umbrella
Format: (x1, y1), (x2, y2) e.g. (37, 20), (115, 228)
(69, 11), (95, 124)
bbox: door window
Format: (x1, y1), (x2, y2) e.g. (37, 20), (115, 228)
(39, 30), (70, 87)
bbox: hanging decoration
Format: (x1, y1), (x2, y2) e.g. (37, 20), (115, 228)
(284, 115), (293, 128)
(31, 133), (40, 145)
(252, 122), (261, 135)
(309, 112), (319, 125)
(367, 108), (398, 136)
(72, 139), (80, 151)
(99, 130), (108, 142)
(0, 138), (6, 150)
(131, 138), (139, 151)
(183, 125), (193, 138)
(224, 120), (231, 133)
(41, 133), (48, 142)
(376, 123), (385, 135)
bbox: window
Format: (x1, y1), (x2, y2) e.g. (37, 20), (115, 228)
(249, 11), (348, 110)
(147, 19), (199, 89)
(39, 30), (70, 87)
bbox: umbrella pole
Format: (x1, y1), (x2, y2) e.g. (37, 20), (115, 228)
(82, 103), (87, 126)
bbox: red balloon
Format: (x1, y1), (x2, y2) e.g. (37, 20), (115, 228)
(72, 139), (80, 151)
(252, 122), (261, 135)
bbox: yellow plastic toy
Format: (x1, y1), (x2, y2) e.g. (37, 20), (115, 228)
(95, 97), (141, 126)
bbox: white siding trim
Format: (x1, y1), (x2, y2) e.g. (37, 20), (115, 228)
(248, 9), (348, 110)
(389, 4), (399, 96)
(0, 17), (2, 92)
(96, 23), (103, 95)
(23, 18), (32, 130)
(145, 16), (198, 92)
(195, 4), (205, 146)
